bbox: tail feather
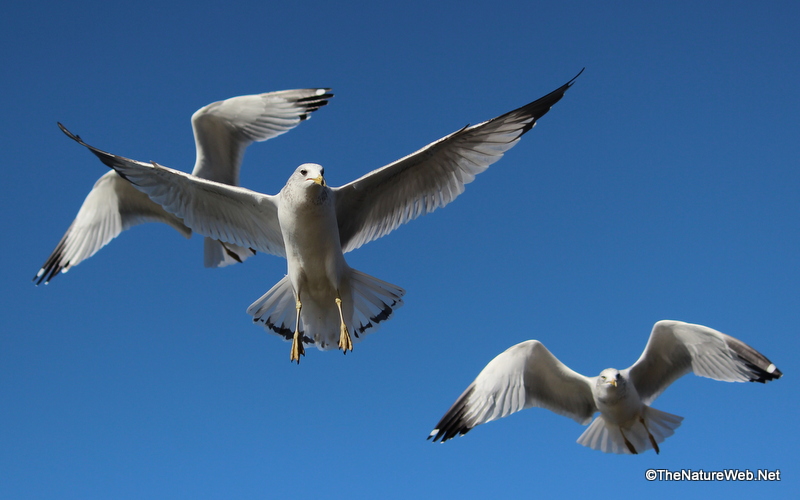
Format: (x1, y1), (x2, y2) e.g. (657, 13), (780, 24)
(644, 406), (684, 444)
(204, 237), (256, 268)
(246, 269), (405, 350)
(247, 276), (308, 342)
(577, 417), (618, 453)
(576, 407), (683, 454)
(350, 269), (405, 337)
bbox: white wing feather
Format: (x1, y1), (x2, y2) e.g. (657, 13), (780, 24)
(334, 74), (579, 253)
(628, 320), (782, 405)
(191, 88), (332, 184)
(57, 124), (286, 257)
(429, 339), (596, 442)
(34, 170), (190, 284)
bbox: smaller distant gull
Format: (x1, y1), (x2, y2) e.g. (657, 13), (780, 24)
(57, 72), (580, 362)
(429, 320), (782, 454)
(34, 88), (332, 284)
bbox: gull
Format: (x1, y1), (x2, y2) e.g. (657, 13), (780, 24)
(34, 88), (333, 284)
(428, 320), (782, 454)
(57, 72), (580, 362)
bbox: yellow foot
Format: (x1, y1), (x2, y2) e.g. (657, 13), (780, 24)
(335, 297), (353, 354)
(290, 331), (305, 364)
(290, 297), (304, 363)
(338, 322), (353, 353)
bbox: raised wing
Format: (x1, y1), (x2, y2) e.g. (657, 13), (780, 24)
(335, 72), (580, 253)
(192, 88), (331, 267)
(191, 88), (333, 184)
(58, 124), (286, 257)
(628, 320), (782, 405)
(35, 88), (329, 280)
(33, 170), (191, 285)
(429, 339), (596, 443)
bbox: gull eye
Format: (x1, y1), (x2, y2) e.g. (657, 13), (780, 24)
(300, 169), (307, 176)
(320, 168), (324, 176)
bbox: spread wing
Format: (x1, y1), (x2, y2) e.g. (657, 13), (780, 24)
(191, 88), (333, 183)
(33, 170), (191, 285)
(334, 72), (581, 253)
(58, 124), (286, 257)
(429, 339), (596, 443)
(35, 88), (329, 281)
(627, 320), (782, 405)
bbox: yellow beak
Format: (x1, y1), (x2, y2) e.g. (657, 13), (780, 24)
(610, 379), (617, 387)
(309, 175), (326, 187)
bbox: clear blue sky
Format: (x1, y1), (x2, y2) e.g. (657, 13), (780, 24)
(2, 1), (797, 498)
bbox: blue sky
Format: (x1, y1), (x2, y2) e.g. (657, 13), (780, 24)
(1, 1), (797, 498)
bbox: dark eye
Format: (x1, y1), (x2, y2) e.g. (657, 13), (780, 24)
(320, 168), (324, 176)
(300, 169), (307, 176)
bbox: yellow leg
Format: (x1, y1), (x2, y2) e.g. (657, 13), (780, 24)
(290, 298), (305, 363)
(639, 416), (660, 454)
(335, 296), (353, 353)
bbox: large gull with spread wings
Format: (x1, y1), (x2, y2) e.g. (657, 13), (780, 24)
(34, 88), (332, 284)
(58, 73), (580, 362)
(429, 320), (782, 454)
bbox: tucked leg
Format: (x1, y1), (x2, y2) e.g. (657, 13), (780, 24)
(335, 296), (353, 353)
(619, 427), (638, 454)
(639, 416), (660, 454)
(290, 298), (305, 363)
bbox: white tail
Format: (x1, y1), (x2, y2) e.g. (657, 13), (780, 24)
(247, 269), (405, 350)
(576, 406), (683, 454)
(247, 276), (297, 341)
(349, 269), (405, 338)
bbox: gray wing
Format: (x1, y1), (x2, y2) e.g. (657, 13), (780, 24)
(34, 170), (190, 285)
(191, 88), (333, 183)
(429, 339), (596, 443)
(334, 72), (580, 254)
(58, 124), (286, 257)
(628, 320), (782, 405)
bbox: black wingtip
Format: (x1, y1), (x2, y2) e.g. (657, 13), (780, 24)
(295, 89), (335, 118)
(56, 123), (140, 183)
(725, 336), (783, 383)
(427, 385), (477, 443)
(32, 266), (57, 286)
(537, 68), (584, 103)
(745, 359), (783, 383)
(31, 271), (47, 286)
(506, 69), (583, 135)
(428, 425), (472, 443)
(543, 67), (585, 102)
(32, 222), (74, 286)
(568, 68), (585, 87)
(58, 122), (82, 144)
